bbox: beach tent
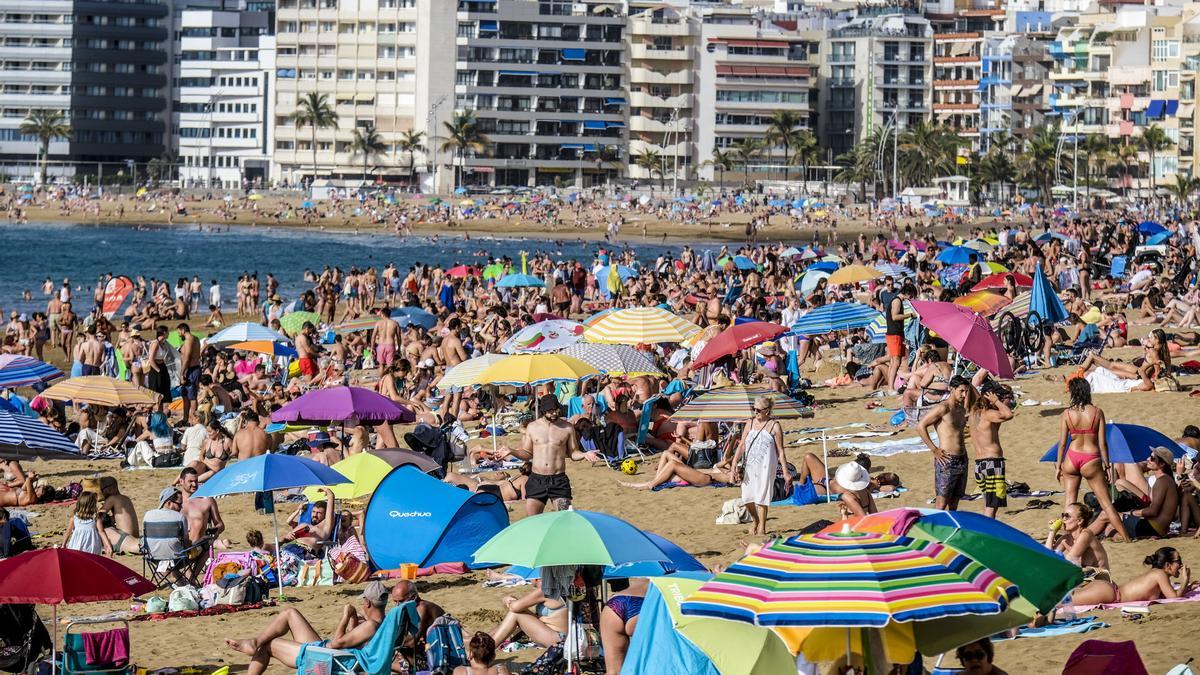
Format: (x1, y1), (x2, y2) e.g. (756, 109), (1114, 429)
(363, 465), (508, 569)
(621, 575), (720, 675)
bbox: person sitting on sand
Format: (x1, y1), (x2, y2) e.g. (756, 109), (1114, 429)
(453, 632), (509, 675)
(489, 580), (568, 649)
(1088, 447), (1177, 541)
(1076, 328), (1171, 392)
(225, 581), (388, 675)
(618, 450), (734, 490)
(1045, 503), (1109, 570)
(1070, 546), (1196, 606)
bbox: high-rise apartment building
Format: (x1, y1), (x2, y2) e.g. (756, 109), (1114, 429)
(626, 3), (697, 184)
(452, 0), (627, 189)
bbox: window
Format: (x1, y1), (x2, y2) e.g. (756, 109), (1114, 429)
(1152, 39), (1180, 61)
(1153, 69), (1180, 91)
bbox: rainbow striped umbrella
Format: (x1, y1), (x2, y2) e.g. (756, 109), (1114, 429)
(670, 385), (811, 422)
(0, 355), (63, 388)
(990, 291), (1031, 326)
(584, 307), (700, 345)
(501, 320), (585, 354)
(680, 530), (1019, 655)
(952, 290), (1012, 317)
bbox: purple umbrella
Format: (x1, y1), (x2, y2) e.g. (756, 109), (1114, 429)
(271, 386), (415, 425)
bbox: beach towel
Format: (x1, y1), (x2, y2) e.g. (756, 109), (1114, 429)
(130, 600), (276, 622)
(771, 487), (909, 508)
(1073, 586), (1200, 612)
(792, 431), (898, 446)
(994, 617), (1109, 641)
(651, 480), (732, 492)
(838, 435), (932, 456)
(1086, 367), (1142, 394)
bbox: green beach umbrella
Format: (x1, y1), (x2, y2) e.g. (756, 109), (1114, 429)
(166, 330), (205, 349)
(472, 509), (670, 568)
(482, 263), (506, 281)
(279, 311), (320, 336)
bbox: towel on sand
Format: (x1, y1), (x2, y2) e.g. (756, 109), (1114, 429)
(837, 435), (932, 456)
(1073, 586), (1200, 612)
(995, 617), (1109, 640)
(1086, 367), (1142, 394)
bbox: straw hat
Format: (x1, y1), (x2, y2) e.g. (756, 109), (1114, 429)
(835, 461), (871, 492)
(81, 477), (102, 494)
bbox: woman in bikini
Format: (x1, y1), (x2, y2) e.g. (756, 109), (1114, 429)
(1045, 502), (1109, 570)
(618, 450), (734, 491)
(444, 463), (532, 502)
(1079, 328), (1170, 391)
(192, 419), (232, 483)
(1056, 378), (1130, 541)
(1071, 546), (1195, 606)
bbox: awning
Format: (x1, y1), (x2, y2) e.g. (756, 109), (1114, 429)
(1166, 100), (1179, 117)
(478, 20), (498, 31)
(950, 42), (973, 56)
(468, 166), (495, 173)
(561, 49), (586, 60)
(1010, 85), (1025, 97)
(725, 39), (787, 48)
(1180, 103), (1195, 117)
(583, 120), (607, 130)
(604, 98), (625, 105)
(560, 143), (584, 150)
(731, 66), (757, 75)
(1146, 99), (1165, 119)
(715, 65), (733, 75)
(786, 67), (810, 77)
(755, 65), (788, 76)
(606, 121), (624, 128)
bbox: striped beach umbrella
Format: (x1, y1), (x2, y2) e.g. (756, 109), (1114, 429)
(873, 263), (914, 280)
(952, 290), (1012, 318)
(670, 385), (810, 422)
(208, 322), (289, 348)
(501, 320), (585, 354)
(584, 307), (700, 345)
(333, 317), (377, 333)
(680, 529), (1018, 629)
(475, 353), (599, 387)
(560, 343), (663, 377)
(999, 291), (1032, 321)
(789, 302), (881, 336)
(435, 354), (507, 390)
(42, 376), (159, 407)
(229, 340), (298, 358)
(0, 409), (79, 460)
(0, 355), (63, 389)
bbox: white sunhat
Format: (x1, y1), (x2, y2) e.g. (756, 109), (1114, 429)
(835, 461), (871, 492)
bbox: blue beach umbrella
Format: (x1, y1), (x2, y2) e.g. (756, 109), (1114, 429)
(1029, 265), (1068, 325)
(1146, 231), (1173, 246)
(496, 273), (545, 288)
(1040, 423), (1188, 464)
(594, 265), (637, 283)
(300, 200), (315, 209)
(0, 355), (63, 389)
(390, 306), (437, 329)
(731, 256), (758, 271)
(0, 409), (79, 460)
(1138, 220), (1166, 235)
(806, 261), (841, 274)
(874, 262), (914, 280)
(790, 302), (881, 336)
(936, 246), (977, 265)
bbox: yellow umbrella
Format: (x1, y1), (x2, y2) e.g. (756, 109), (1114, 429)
(978, 261), (1009, 273)
(584, 307), (700, 345)
(248, 193), (264, 201)
(41, 376), (159, 407)
(302, 452), (391, 500)
(826, 264), (884, 287)
(474, 353), (599, 387)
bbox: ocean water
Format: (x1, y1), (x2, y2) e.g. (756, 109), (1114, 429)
(0, 222), (681, 315)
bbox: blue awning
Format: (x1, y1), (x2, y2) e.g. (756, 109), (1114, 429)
(498, 70), (535, 77)
(583, 120), (607, 130)
(560, 143), (584, 150)
(479, 20), (498, 30)
(562, 49), (586, 60)
(607, 121), (624, 128)
(604, 98), (626, 105)
(1147, 99), (1165, 119)
(1166, 100), (1179, 116)
(583, 144), (597, 151)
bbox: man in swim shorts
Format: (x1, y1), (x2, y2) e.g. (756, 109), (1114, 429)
(918, 376), (973, 511)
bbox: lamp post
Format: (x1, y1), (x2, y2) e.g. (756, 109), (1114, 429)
(425, 94), (446, 193)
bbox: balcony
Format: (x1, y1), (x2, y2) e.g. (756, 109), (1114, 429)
(629, 115), (689, 133)
(628, 67), (693, 85)
(629, 18), (691, 37)
(933, 102), (979, 111)
(932, 79), (979, 89)
(629, 91), (692, 108)
(629, 44), (689, 60)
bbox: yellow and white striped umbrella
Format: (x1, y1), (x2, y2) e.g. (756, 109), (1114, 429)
(41, 376), (159, 407)
(584, 307), (701, 345)
(435, 354), (507, 390)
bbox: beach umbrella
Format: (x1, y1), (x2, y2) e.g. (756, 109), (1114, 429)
(390, 306), (438, 329)
(229, 340), (298, 358)
(789, 302), (880, 336)
(278, 311), (319, 335)
(593, 264), (637, 283)
(473, 509), (670, 568)
(194, 454), (349, 598)
(332, 317), (377, 333)
(583, 307), (617, 327)
(501, 320), (586, 354)
(960, 239), (994, 253)
(1138, 220), (1166, 235)
(41, 376), (158, 407)
(367, 447), (442, 474)
(0, 549), (156, 674)
(805, 261), (841, 274)
(820, 508), (1084, 614)
(1040, 423), (1188, 465)
(1035, 231), (1076, 244)
(482, 263), (506, 281)
(691, 321), (788, 368)
(993, 290), (1032, 323)
(496, 273), (545, 288)
(795, 269), (831, 296)
(507, 532), (707, 580)
(436, 354), (507, 390)
(909, 301), (1014, 379)
(779, 246), (803, 258)
(208, 322), (289, 348)
(1029, 265), (1069, 325)
(300, 200), (315, 209)
(474, 353), (599, 387)
(584, 307), (700, 345)
(670, 385), (810, 422)
(731, 255), (758, 271)
(953, 290), (1013, 317)
(827, 264), (884, 287)
(0, 410), (79, 460)
(560, 343), (663, 377)
(977, 261), (1009, 274)
(972, 272), (1033, 291)
(303, 452), (394, 500)
(873, 263), (914, 280)
(272, 386), (414, 425)
(446, 265), (479, 278)
(936, 246), (977, 265)
(865, 315), (888, 344)
(0, 355), (63, 388)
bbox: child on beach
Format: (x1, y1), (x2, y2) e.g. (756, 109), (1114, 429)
(63, 492), (113, 556)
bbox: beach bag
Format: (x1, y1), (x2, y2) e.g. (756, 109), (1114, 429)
(565, 613), (602, 662)
(1155, 375), (1181, 392)
(331, 550), (369, 584)
(296, 559), (334, 587)
(687, 440), (719, 469)
(167, 586), (200, 612)
(151, 451), (183, 468)
(772, 462), (797, 503)
(715, 498), (750, 525)
(424, 615), (468, 670)
(212, 580), (246, 606)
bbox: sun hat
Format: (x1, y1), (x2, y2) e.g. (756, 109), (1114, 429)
(835, 461), (871, 492)
(1151, 446), (1176, 467)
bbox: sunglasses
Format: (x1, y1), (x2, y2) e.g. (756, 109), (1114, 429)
(960, 650), (987, 661)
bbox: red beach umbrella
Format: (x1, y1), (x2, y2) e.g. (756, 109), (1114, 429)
(692, 321), (788, 368)
(971, 272), (1033, 292)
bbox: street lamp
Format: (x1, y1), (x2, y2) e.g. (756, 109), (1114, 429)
(425, 94), (446, 193)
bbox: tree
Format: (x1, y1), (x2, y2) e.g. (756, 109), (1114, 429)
(897, 120), (961, 189)
(976, 150), (1015, 203)
(705, 149), (734, 188)
(1017, 124), (1059, 203)
(788, 131), (820, 194)
(292, 93), (338, 189)
(1139, 124), (1174, 200)
(440, 110), (489, 191)
(986, 130), (1016, 160)
(730, 138), (764, 188)
(19, 109), (70, 186)
(764, 111), (806, 183)
(1166, 173), (1199, 205)
(349, 123), (387, 185)
(634, 148), (665, 192)
(594, 144), (623, 191)
(394, 129), (426, 189)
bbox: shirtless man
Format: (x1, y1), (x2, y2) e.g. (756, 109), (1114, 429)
(1090, 447), (1179, 540)
(178, 467), (225, 548)
(971, 381), (1015, 519)
(78, 326), (103, 376)
(295, 322), (319, 380)
(441, 318), (469, 414)
(58, 302), (76, 355)
(178, 323), (201, 424)
(0, 469), (48, 507)
(504, 394), (581, 516)
(233, 411), (271, 460)
(99, 477), (142, 554)
(917, 376), (974, 511)
(46, 295), (61, 351)
(372, 306), (401, 371)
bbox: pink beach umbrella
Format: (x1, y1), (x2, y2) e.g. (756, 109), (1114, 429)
(910, 300), (1015, 379)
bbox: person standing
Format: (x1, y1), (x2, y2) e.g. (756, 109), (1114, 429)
(731, 396), (790, 536)
(178, 324), (201, 424)
(1055, 378), (1129, 541)
(971, 381), (1015, 519)
(917, 376), (973, 511)
(504, 395), (581, 516)
(884, 284), (914, 394)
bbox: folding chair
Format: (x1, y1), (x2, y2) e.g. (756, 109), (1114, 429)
(59, 619), (131, 675)
(297, 601), (421, 675)
(140, 538), (212, 589)
(622, 395), (662, 463)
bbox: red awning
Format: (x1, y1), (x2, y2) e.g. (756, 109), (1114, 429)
(730, 66), (758, 75)
(715, 65), (734, 75)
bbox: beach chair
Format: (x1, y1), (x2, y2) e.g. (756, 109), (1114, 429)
(140, 513), (212, 589)
(58, 619), (130, 675)
(622, 395), (662, 463)
(1051, 325), (1110, 367)
(296, 601), (421, 675)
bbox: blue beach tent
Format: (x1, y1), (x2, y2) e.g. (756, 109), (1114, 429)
(363, 465), (509, 569)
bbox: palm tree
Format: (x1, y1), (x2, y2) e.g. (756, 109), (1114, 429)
(292, 92), (338, 189)
(634, 148), (665, 192)
(897, 121), (961, 189)
(349, 123), (387, 185)
(705, 149), (734, 188)
(789, 131), (819, 194)
(394, 129), (425, 189)
(764, 111), (806, 183)
(594, 144), (623, 192)
(976, 150), (1015, 203)
(19, 109), (70, 186)
(730, 138), (764, 187)
(1166, 173), (1200, 205)
(1139, 124), (1174, 200)
(440, 110), (489, 191)
(1017, 124), (1060, 203)
(986, 129), (1016, 160)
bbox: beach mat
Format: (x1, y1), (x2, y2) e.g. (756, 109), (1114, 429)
(995, 616), (1109, 640)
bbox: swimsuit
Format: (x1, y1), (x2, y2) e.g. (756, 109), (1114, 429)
(605, 595), (644, 624)
(1065, 409), (1101, 469)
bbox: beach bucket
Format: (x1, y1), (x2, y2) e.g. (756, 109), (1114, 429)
(399, 563), (418, 580)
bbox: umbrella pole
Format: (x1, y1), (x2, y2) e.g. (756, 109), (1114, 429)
(822, 430), (830, 503)
(52, 604), (57, 675)
(566, 599), (574, 674)
(270, 491), (287, 602)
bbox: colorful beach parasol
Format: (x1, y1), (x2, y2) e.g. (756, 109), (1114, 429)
(472, 509), (671, 568)
(559, 343), (663, 377)
(435, 354), (507, 390)
(0, 355), (63, 388)
(691, 321), (788, 368)
(333, 316), (378, 333)
(670, 385), (811, 422)
(41, 376), (159, 407)
(789, 302), (881, 336)
(302, 451), (394, 500)
(873, 263), (914, 280)
(584, 307), (700, 345)
(909, 301), (1014, 378)
(501, 320), (585, 354)
(278, 311), (320, 335)
(271, 386), (414, 425)
(827, 264), (884, 287)
(953, 290), (1013, 317)
(208, 322), (290, 348)
(972, 272), (1033, 291)
(474, 353), (599, 387)
(446, 265), (479, 278)
(229, 340), (298, 358)
(0, 409), (80, 460)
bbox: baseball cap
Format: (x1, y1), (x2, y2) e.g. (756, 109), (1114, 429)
(159, 486), (181, 508)
(360, 581), (388, 608)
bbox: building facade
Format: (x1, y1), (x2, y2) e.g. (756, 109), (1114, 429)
(626, 3), (697, 183)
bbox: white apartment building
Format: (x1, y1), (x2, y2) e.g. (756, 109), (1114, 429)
(176, 6), (275, 189)
(627, 3), (697, 183)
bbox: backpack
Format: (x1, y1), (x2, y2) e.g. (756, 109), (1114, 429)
(425, 614), (468, 670)
(771, 462), (797, 503)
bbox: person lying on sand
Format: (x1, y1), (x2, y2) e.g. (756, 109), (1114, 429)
(445, 462), (533, 502)
(1070, 546), (1196, 606)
